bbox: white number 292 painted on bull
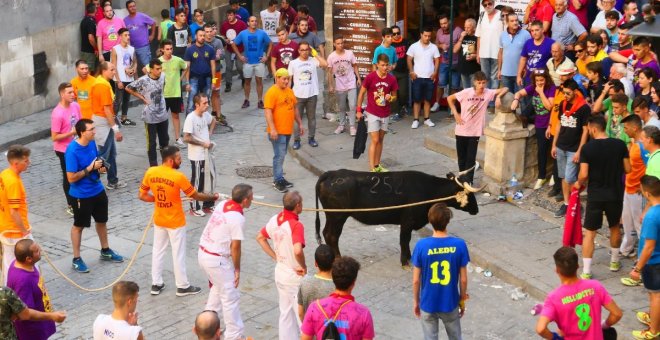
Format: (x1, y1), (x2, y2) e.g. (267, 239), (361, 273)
(429, 260), (451, 285)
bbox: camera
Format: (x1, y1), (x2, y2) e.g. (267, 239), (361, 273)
(97, 157), (111, 171)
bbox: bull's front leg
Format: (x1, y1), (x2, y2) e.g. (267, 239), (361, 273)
(399, 227), (413, 267)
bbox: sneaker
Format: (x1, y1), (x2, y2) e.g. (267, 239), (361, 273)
(554, 193), (564, 202)
(72, 257), (90, 273)
(292, 140), (301, 150)
(334, 125), (345, 134)
(176, 285), (202, 297)
(175, 138), (186, 148)
(241, 100), (250, 109)
(621, 277), (643, 286)
(121, 118), (137, 126)
(100, 249), (124, 263)
(150, 283), (165, 295)
(423, 119), (435, 127)
(281, 179), (294, 188)
(258, 100), (265, 109)
(637, 311), (651, 326)
(547, 187), (561, 197)
(554, 204), (567, 218)
(349, 126), (357, 136)
(189, 209), (206, 217)
(632, 329), (658, 339)
(391, 113), (402, 122)
(411, 120), (420, 129)
(225, 84), (231, 93)
(533, 179), (547, 190)
(548, 177), (555, 187)
(579, 272), (593, 279)
(106, 181), (127, 190)
(371, 166), (381, 173)
(621, 250), (638, 258)
(430, 102), (440, 112)
(216, 113), (229, 126)
(610, 261), (621, 272)
(308, 138), (319, 147)
(202, 206), (215, 214)
(65, 206), (74, 216)
(273, 180), (288, 193)
(373, 164), (389, 173)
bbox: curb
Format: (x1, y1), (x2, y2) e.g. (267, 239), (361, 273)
(0, 128), (51, 153)
(289, 146), (549, 301)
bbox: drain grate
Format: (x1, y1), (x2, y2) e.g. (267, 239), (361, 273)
(236, 166), (273, 178)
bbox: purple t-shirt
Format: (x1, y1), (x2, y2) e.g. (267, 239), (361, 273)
(634, 59), (660, 91)
(362, 71), (398, 118)
(7, 262), (56, 340)
(520, 38), (555, 80)
(124, 12), (155, 48)
(51, 102), (81, 153)
(301, 296), (375, 340)
(524, 84), (556, 128)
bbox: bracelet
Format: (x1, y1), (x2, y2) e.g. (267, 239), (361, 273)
(83, 168), (89, 176)
(513, 98), (519, 101)
(633, 266), (641, 273)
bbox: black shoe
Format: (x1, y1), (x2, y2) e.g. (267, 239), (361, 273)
(225, 84), (231, 93)
(282, 179), (294, 188)
(547, 187), (561, 197)
(151, 283), (165, 295)
(554, 204), (567, 218)
(554, 193), (564, 202)
(176, 285), (202, 297)
(273, 180), (288, 193)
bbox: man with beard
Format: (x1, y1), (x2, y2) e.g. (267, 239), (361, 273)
(138, 145), (220, 297)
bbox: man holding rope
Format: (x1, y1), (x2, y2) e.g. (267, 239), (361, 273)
(139, 145), (219, 297)
(0, 145), (33, 285)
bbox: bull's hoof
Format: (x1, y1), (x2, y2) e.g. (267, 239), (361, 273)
(401, 264), (412, 271)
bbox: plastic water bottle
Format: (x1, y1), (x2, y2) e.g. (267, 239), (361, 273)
(507, 174), (519, 201)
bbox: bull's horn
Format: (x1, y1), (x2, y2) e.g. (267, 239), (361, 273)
(457, 161), (480, 176)
(463, 182), (487, 193)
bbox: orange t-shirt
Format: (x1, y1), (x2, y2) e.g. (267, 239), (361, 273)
(0, 169), (30, 238)
(264, 85), (297, 135)
(71, 75), (97, 119)
(626, 142), (646, 194)
(91, 77), (115, 118)
(140, 165), (196, 228)
(548, 89), (585, 136)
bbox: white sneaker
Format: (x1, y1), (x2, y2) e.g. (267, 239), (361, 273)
(430, 102), (440, 112)
(175, 138), (186, 148)
(533, 179), (547, 190)
(548, 177), (555, 187)
(334, 125), (345, 134)
(424, 119), (435, 127)
(411, 120), (420, 129)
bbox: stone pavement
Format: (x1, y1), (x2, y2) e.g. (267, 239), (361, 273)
(0, 76), (647, 339)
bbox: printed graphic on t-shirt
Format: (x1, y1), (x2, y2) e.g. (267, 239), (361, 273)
(527, 50), (543, 69)
(561, 114), (579, 128)
(247, 35), (258, 52)
(122, 53), (132, 69)
(108, 25), (118, 41)
(175, 30), (188, 47)
(77, 89), (89, 101)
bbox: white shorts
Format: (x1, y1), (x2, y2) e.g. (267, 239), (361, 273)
(365, 111), (389, 133)
(243, 63), (266, 78)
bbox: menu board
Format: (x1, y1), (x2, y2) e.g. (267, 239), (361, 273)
(332, 0), (387, 79)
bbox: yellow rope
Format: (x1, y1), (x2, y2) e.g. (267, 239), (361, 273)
(39, 215), (154, 292)
(250, 191), (469, 212)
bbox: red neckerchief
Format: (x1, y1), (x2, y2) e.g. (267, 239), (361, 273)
(561, 96), (587, 117)
(392, 36), (403, 44)
(223, 200), (243, 215)
(277, 209), (299, 226)
(330, 292), (355, 301)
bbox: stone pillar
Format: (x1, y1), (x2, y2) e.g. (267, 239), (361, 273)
(483, 92), (536, 191)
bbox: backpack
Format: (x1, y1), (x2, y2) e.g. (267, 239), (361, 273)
(316, 299), (351, 340)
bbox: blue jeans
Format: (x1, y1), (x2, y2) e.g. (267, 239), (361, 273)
(500, 76), (520, 95)
(134, 45), (152, 68)
(187, 75), (212, 113)
(97, 129), (118, 184)
(270, 134), (291, 182)
(460, 74), (474, 90)
(421, 307), (462, 340)
(439, 63), (460, 90)
(480, 57), (499, 89)
(556, 147), (578, 183)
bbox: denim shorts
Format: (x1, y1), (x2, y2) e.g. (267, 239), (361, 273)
(556, 147), (578, 183)
(439, 63), (460, 89)
(411, 78), (434, 102)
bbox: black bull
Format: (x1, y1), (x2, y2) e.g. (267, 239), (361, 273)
(315, 169), (480, 266)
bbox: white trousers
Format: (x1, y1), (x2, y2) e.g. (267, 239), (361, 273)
(274, 264), (302, 340)
(1, 234), (33, 286)
(621, 192), (643, 254)
(198, 250), (244, 340)
(152, 225), (189, 288)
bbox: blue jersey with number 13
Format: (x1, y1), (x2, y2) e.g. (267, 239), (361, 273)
(412, 236), (470, 313)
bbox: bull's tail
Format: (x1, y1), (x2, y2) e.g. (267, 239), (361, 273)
(315, 178), (323, 245)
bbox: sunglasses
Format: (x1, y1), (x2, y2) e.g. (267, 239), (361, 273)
(574, 49), (584, 53)
(533, 69), (546, 74)
(563, 91), (574, 96)
(483, 2), (494, 6)
(393, 32), (401, 35)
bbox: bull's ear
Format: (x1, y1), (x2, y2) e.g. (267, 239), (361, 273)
(446, 172), (455, 180)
